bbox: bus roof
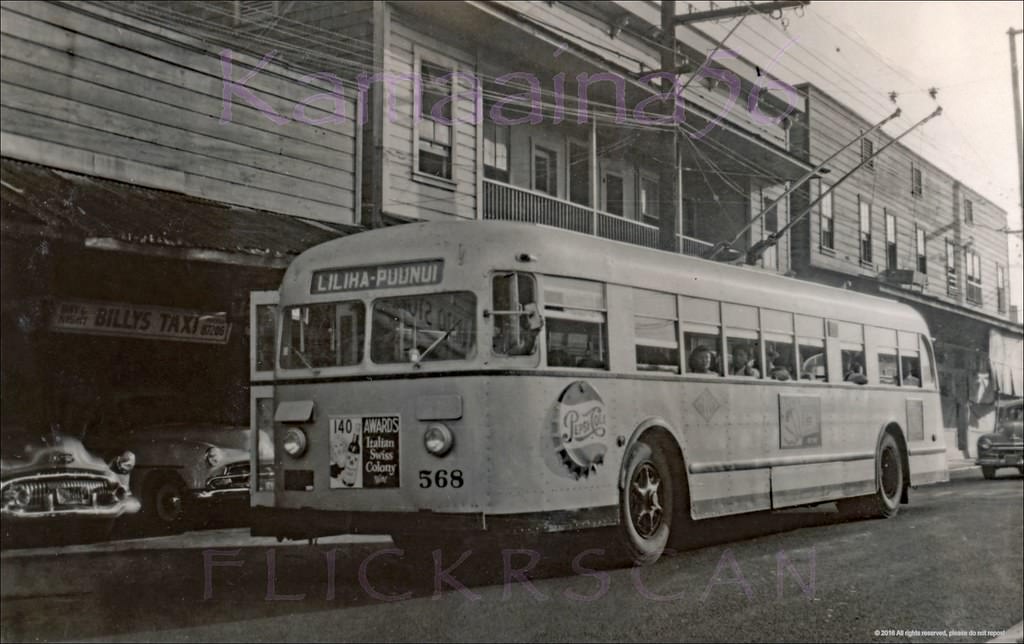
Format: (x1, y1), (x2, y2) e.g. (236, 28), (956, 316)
(282, 221), (930, 335)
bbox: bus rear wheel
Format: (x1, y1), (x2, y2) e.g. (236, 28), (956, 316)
(617, 439), (674, 566)
(839, 432), (904, 520)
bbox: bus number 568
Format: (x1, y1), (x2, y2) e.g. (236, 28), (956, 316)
(418, 470), (464, 489)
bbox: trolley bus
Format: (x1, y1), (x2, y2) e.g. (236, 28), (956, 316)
(249, 221), (947, 565)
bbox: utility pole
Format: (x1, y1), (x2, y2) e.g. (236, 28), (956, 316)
(658, 1), (810, 252)
(659, 0), (680, 252)
(1009, 27), (1023, 215)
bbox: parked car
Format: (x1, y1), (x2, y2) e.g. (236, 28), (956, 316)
(88, 392), (272, 531)
(1, 425), (140, 544)
(975, 399), (1023, 479)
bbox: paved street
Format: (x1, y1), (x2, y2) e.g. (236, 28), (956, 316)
(1, 470), (1021, 643)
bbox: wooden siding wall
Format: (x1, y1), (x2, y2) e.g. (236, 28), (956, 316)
(0, 1), (358, 224)
(798, 85), (1010, 320)
(380, 16), (478, 221)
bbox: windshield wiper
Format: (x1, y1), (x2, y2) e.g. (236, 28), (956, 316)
(288, 343), (318, 372)
(410, 323), (458, 367)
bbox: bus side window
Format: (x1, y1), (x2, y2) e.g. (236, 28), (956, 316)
(684, 327), (721, 375)
(634, 289), (679, 374)
(837, 321), (867, 385)
(492, 272), (539, 356)
(543, 277), (608, 369)
(764, 338), (795, 381)
(681, 296), (722, 376)
(761, 310), (794, 381)
(795, 315), (827, 382)
(841, 348), (867, 384)
(723, 304), (759, 377)
(878, 350), (899, 385)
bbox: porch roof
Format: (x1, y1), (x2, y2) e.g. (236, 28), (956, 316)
(0, 158), (361, 268)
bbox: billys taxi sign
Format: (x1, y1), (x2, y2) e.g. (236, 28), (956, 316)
(329, 415), (400, 489)
(311, 259), (443, 295)
(50, 299), (231, 344)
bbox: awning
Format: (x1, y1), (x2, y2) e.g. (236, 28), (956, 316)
(1, 158), (362, 268)
(989, 328), (1024, 397)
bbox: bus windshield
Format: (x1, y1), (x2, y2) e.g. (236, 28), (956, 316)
(281, 301), (366, 369)
(371, 292), (476, 364)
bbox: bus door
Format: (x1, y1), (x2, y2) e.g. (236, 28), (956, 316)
(250, 290), (278, 507)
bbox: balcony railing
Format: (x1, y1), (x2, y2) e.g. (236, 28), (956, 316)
(483, 179), (714, 259)
(483, 179), (591, 234)
(677, 234), (715, 258)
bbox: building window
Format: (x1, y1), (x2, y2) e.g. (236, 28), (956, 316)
(966, 251), (982, 305)
(483, 120), (509, 182)
(819, 184), (834, 251)
(604, 172), (624, 216)
(418, 61), (453, 180)
(945, 239), (958, 296)
(910, 163), (923, 197)
(639, 176), (659, 226)
(963, 198), (974, 225)
(533, 146), (557, 196)
(861, 134), (875, 170)
(885, 210), (897, 270)
(568, 141), (590, 206)
(859, 197), (872, 265)
(996, 265), (1007, 313)
(916, 226), (927, 274)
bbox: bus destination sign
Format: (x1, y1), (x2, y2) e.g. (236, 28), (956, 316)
(311, 259), (444, 295)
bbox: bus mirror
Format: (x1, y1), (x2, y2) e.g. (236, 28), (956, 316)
(524, 303), (544, 331)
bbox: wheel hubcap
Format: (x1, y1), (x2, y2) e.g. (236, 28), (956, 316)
(880, 446), (899, 499)
(158, 488), (182, 521)
(629, 462), (663, 538)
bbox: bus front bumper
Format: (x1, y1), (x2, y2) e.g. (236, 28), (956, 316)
(249, 505), (619, 539)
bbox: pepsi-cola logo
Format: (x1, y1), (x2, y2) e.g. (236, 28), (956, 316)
(553, 381), (608, 479)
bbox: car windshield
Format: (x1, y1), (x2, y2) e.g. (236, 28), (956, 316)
(999, 404), (1023, 423)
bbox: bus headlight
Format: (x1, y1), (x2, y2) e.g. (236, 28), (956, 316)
(424, 423), (454, 457)
(283, 428), (308, 458)
(978, 436), (992, 452)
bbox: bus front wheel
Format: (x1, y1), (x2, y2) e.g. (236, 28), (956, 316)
(618, 439), (674, 566)
(839, 432), (904, 520)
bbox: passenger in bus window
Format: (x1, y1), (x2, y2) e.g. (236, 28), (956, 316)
(688, 345), (715, 373)
(766, 350), (791, 381)
(844, 360), (868, 385)
(730, 346), (760, 378)
(901, 356), (922, 387)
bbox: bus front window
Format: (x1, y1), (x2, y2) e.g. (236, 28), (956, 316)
(492, 272), (539, 356)
(371, 292), (476, 364)
(281, 301), (366, 369)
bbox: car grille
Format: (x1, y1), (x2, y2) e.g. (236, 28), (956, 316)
(12, 478), (119, 511)
(206, 462), (251, 491)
